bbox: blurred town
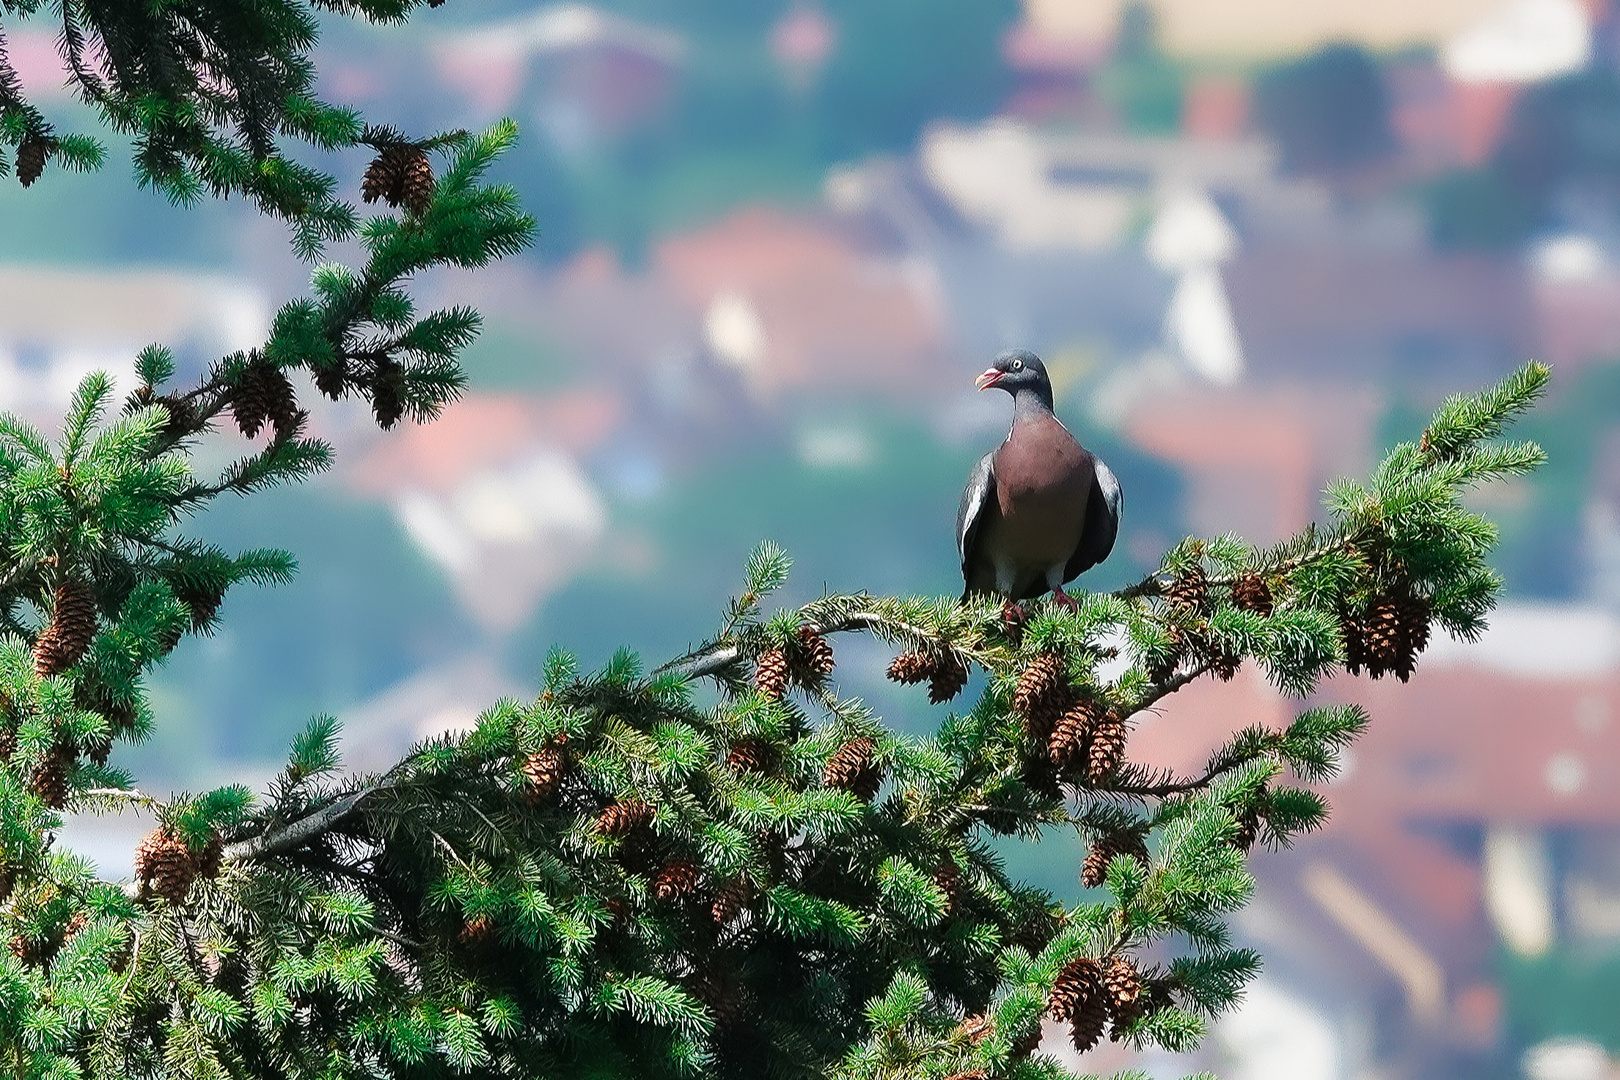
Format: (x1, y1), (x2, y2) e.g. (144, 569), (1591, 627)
(6, 0), (1620, 1076)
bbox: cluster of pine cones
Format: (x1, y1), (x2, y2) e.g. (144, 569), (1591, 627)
(1047, 955), (1150, 1052)
(1013, 652), (1126, 784)
(1342, 590), (1431, 681)
(755, 627), (835, 699)
(230, 359), (301, 440)
(134, 827), (223, 905)
(361, 144), (436, 217)
(886, 648), (970, 704)
(1154, 565), (1274, 683)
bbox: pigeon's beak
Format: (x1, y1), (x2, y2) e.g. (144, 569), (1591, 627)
(974, 368), (1003, 391)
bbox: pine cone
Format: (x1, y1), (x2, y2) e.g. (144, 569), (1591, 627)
(15, 134), (49, 188)
(886, 650), (932, 684)
(232, 362), (299, 440)
(1340, 605), (1368, 676)
(194, 833), (224, 881)
(8, 933), (38, 964)
(1393, 592), (1432, 681)
(361, 145), (428, 209)
(459, 914), (495, 945)
(929, 654), (969, 704)
(1212, 650), (1241, 682)
(710, 878), (749, 925)
(1231, 573), (1273, 616)
(34, 580), (97, 677)
(1166, 565), (1208, 613)
(726, 737), (774, 775)
(653, 859), (700, 903)
(1013, 652), (1067, 722)
(594, 799), (655, 838)
(29, 742), (73, 809)
(933, 858), (965, 916)
(400, 151), (436, 217)
(313, 361), (347, 400)
(1048, 957), (1105, 1022)
(0, 724), (14, 762)
(1049, 698), (1101, 768)
(522, 744), (568, 803)
(955, 1014), (994, 1044)
(1085, 715), (1127, 784)
(823, 737), (880, 800)
(371, 358), (406, 429)
(135, 828), (197, 904)
(788, 627), (835, 685)
(1103, 957), (1143, 1033)
(1081, 833), (1147, 889)
(62, 910), (88, 940)
(1364, 596), (1403, 674)
(1233, 809), (1260, 853)
(943, 1071), (989, 1080)
(755, 648), (789, 700)
(1010, 1021), (1043, 1058)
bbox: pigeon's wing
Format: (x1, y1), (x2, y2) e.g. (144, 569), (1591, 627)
(957, 450), (997, 593)
(1064, 454), (1122, 582)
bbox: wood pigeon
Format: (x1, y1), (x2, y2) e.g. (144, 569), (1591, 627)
(957, 350), (1122, 612)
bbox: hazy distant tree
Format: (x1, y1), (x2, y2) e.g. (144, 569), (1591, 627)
(1096, 2), (1185, 135)
(1255, 43), (1396, 176)
(0, 3), (1547, 1079)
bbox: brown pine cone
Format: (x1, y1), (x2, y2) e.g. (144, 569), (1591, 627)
(29, 742), (73, 809)
(1364, 595), (1403, 675)
(823, 737), (881, 800)
(1013, 652), (1066, 722)
(929, 654), (970, 704)
(1049, 698), (1101, 768)
(1081, 833), (1148, 889)
(194, 833), (224, 881)
(886, 650), (932, 684)
(594, 799), (655, 838)
(15, 134), (50, 188)
(943, 1071), (989, 1080)
(1340, 604), (1368, 676)
(653, 859), (701, 903)
(1085, 715), (1127, 784)
(34, 580), (97, 677)
(371, 358), (406, 429)
(1393, 592), (1432, 681)
(955, 1014), (994, 1044)
(313, 361), (347, 401)
(1071, 987), (1111, 1054)
(1166, 565), (1208, 613)
(400, 151), (436, 216)
(933, 858), (965, 916)
(1231, 573), (1274, 616)
(521, 744), (568, 803)
(135, 828), (197, 904)
(8, 933), (38, 964)
(1010, 1021), (1043, 1058)
(62, 910), (88, 940)
(361, 145), (425, 208)
(710, 878), (749, 925)
(726, 737), (774, 775)
(0, 724), (14, 762)
(1212, 650), (1241, 682)
(1103, 957), (1143, 1033)
(1233, 809), (1260, 852)
(786, 627), (835, 687)
(459, 914), (495, 945)
(755, 648), (789, 700)
(1048, 957), (1104, 1022)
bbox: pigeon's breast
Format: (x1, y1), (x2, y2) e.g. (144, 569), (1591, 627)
(986, 414), (1094, 573)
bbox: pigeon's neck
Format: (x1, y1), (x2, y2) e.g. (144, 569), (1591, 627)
(1011, 386), (1056, 423)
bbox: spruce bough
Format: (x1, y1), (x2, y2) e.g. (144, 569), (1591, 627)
(0, 3), (1549, 1077)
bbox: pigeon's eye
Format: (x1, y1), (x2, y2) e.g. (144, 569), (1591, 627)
(1010, 359), (1024, 372)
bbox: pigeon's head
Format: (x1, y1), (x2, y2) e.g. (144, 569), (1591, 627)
(975, 350), (1051, 398)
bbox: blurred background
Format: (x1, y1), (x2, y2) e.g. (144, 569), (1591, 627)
(6, 0), (1620, 1075)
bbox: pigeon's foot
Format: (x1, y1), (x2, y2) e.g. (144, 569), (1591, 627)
(1050, 587), (1081, 614)
(1001, 600), (1027, 641)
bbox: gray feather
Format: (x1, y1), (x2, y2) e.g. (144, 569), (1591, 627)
(956, 450), (996, 590)
(1065, 454), (1122, 581)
